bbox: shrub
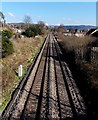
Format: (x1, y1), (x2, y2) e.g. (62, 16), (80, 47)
(22, 26), (42, 37)
(31, 26), (42, 36)
(2, 37), (14, 58)
(56, 33), (95, 63)
(2, 29), (13, 39)
(25, 28), (34, 37)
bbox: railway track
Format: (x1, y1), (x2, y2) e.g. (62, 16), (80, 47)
(1, 33), (87, 120)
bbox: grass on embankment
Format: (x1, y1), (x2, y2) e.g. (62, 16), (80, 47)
(0, 35), (45, 112)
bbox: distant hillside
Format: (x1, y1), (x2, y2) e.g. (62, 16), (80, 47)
(65, 25), (97, 30)
(55, 25), (97, 30)
(8, 23), (25, 25)
(8, 23), (97, 30)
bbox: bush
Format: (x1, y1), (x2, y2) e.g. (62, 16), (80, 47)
(56, 33), (96, 63)
(25, 28), (34, 37)
(2, 29), (13, 39)
(2, 37), (14, 58)
(22, 26), (42, 37)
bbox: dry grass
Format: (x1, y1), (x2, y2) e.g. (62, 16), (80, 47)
(57, 33), (95, 50)
(56, 33), (98, 90)
(0, 35), (45, 111)
(80, 63), (98, 88)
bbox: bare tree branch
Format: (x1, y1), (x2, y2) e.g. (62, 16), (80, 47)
(23, 15), (32, 26)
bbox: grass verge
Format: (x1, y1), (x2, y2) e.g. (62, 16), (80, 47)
(0, 35), (45, 112)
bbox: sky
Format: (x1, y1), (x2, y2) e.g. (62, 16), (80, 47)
(1, 2), (96, 25)
(1, 0), (97, 2)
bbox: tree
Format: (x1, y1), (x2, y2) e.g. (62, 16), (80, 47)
(38, 21), (48, 34)
(57, 25), (66, 33)
(24, 27), (34, 37)
(0, 11), (5, 27)
(22, 26), (42, 37)
(38, 21), (45, 27)
(2, 37), (14, 58)
(2, 30), (13, 39)
(60, 24), (65, 27)
(0, 11), (4, 21)
(2, 30), (14, 58)
(69, 27), (75, 34)
(23, 15), (32, 27)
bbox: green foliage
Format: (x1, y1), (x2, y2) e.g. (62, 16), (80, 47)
(25, 28), (34, 37)
(2, 29), (13, 39)
(2, 38), (14, 57)
(1, 30), (14, 58)
(22, 26), (42, 37)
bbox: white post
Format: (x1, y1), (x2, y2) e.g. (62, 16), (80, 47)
(18, 65), (22, 76)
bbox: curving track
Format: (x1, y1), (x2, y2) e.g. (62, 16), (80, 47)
(1, 33), (87, 120)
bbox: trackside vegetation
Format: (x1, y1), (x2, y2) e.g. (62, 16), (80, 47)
(1, 30), (14, 58)
(22, 26), (42, 37)
(55, 32), (98, 119)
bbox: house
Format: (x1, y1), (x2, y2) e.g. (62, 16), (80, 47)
(13, 29), (22, 33)
(64, 33), (72, 36)
(75, 33), (84, 37)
